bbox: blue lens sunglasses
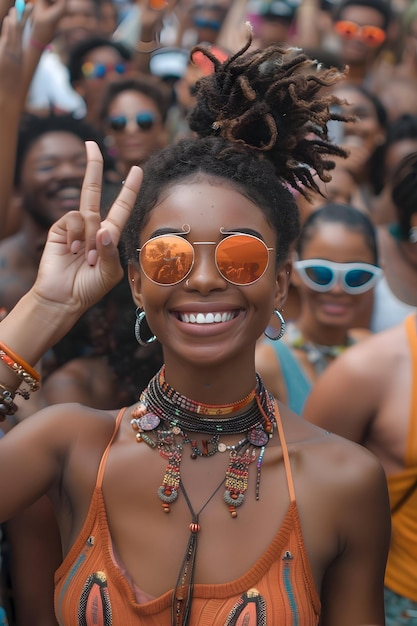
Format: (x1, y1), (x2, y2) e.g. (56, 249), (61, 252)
(293, 259), (383, 294)
(107, 112), (156, 132)
(81, 62), (127, 79)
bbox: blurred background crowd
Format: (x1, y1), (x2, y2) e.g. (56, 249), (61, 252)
(0, 0), (416, 623)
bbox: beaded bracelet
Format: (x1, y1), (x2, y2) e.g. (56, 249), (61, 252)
(0, 341), (41, 392)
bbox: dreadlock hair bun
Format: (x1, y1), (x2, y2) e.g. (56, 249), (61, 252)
(188, 32), (349, 198)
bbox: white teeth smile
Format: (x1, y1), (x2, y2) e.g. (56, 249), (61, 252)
(179, 312), (235, 324)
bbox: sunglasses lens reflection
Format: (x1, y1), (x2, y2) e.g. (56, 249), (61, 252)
(140, 236), (194, 285)
(139, 235), (270, 286)
(216, 235), (269, 285)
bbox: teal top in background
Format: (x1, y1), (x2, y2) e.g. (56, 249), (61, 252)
(261, 338), (312, 416)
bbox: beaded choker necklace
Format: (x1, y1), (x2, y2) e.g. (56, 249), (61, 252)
(131, 367), (275, 515)
(141, 365), (271, 435)
(152, 365), (257, 418)
(130, 368), (276, 626)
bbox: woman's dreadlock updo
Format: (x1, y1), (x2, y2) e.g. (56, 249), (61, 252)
(123, 30), (348, 267)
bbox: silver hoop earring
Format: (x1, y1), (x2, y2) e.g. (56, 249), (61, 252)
(264, 309), (286, 341)
(409, 226), (417, 244)
(134, 308), (157, 346)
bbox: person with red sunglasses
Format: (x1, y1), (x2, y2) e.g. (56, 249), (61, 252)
(332, 0), (393, 87)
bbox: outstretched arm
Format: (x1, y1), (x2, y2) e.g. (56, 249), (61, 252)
(0, 3), (31, 239)
(21, 0), (68, 102)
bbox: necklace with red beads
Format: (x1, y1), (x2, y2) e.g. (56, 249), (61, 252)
(130, 367), (276, 626)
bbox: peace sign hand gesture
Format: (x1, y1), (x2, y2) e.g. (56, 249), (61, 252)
(33, 141), (143, 315)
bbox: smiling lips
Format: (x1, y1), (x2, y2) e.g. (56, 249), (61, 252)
(178, 311), (237, 324)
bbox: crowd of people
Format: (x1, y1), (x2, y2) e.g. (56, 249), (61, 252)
(0, 0), (416, 624)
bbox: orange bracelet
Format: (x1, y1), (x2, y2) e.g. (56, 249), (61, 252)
(0, 341), (41, 392)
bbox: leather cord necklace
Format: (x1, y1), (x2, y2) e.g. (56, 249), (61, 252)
(171, 478), (225, 626)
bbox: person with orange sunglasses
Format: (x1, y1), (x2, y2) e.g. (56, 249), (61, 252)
(0, 34), (391, 626)
(332, 0), (393, 87)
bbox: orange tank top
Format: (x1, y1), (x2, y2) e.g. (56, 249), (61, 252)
(54, 404), (321, 625)
(385, 314), (417, 601)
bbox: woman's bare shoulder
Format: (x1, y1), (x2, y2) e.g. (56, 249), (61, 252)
(324, 321), (410, 383)
(282, 406), (385, 488)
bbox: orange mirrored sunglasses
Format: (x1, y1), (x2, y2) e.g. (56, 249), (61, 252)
(334, 20), (386, 46)
(137, 233), (274, 286)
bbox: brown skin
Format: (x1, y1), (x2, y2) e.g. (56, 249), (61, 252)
(331, 84), (386, 191)
(40, 356), (118, 408)
(3, 497), (61, 626)
(103, 88), (168, 178)
(371, 138), (417, 226)
(72, 46), (133, 128)
(334, 4), (387, 86)
(295, 166), (365, 224)
(0, 143), (390, 626)
(0, 131), (86, 312)
(255, 222), (374, 402)
(303, 316), (416, 476)
(376, 214), (417, 308)
(0, 0), (72, 242)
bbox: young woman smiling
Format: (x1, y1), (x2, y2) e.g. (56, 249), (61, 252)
(256, 202), (381, 414)
(0, 35), (390, 626)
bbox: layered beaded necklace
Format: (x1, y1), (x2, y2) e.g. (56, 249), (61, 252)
(130, 366), (276, 626)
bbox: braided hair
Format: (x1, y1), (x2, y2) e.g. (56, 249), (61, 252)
(123, 31), (348, 266)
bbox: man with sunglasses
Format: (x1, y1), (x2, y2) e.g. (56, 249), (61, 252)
(332, 0), (392, 87)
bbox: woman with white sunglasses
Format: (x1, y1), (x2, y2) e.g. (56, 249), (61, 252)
(256, 202), (382, 414)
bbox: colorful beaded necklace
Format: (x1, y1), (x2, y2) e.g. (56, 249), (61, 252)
(131, 367), (276, 516)
(130, 367), (276, 626)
